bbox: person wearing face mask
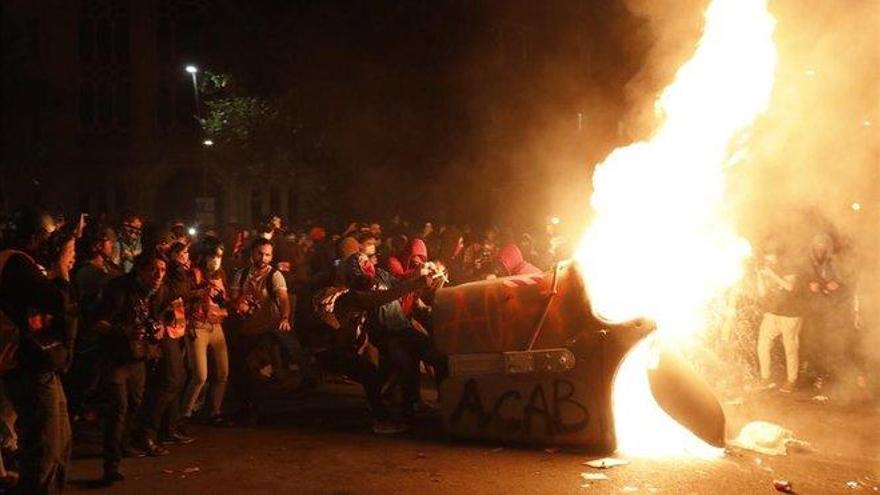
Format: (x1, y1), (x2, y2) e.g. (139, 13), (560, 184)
(115, 214), (143, 273)
(754, 242), (805, 393)
(803, 233), (856, 390)
(359, 233), (379, 266)
(319, 252), (432, 435)
(181, 237), (230, 426)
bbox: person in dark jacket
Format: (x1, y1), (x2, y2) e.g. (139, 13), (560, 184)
(318, 253), (430, 434)
(137, 242), (196, 447)
(93, 252), (171, 483)
(0, 206), (75, 495)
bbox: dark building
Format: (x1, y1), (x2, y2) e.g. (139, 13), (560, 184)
(2, 0), (320, 227)
(2, 0), (625, 228)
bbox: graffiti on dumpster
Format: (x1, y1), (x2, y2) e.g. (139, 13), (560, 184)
(449, 378), (589, 436)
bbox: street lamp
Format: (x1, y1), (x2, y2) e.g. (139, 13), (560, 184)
(184, 64), (200, 120)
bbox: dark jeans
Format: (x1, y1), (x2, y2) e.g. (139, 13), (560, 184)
(4, 371), (71, 495)
(230, 332), (264, 410)
(377, 330), (448, 408)
(316, 349), (387, 420)
(140, 338), (185, 441)
(102, 362), (145, 470)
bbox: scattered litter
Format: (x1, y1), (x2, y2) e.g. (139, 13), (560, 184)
(773, 479), (794, 493)
(162, 469), (174, 474)
(581, 473), (609, 481)
(580, 472), (610, 489)
(812, 395), (830, 403)
(622, 486), (639, 493)
(545, 447), (560, 454)
(179, 475), (187, 479)
(584, 457), (630, 469)
(729, 421), (811, 456)
(415, 452), (426, 459)
(725, 397), (744, 406)
(847, 481), (861, 489)
(183, 467), (200, 474)
(489, 447), (504, 454)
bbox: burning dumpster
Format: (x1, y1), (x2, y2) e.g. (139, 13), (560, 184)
(433, 261), (652, 452)
(432, 261), (727, 452)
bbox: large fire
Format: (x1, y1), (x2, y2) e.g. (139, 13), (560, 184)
(575, 0), (777, 456)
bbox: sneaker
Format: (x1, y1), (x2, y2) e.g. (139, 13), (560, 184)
(208, 414), (232, 427)
(102, 469), (124, 484)
(160, 431), (195, 446)
(371, 419), (409, 435)
(138, 438), (170, 457)
(779, 380), (796, 393)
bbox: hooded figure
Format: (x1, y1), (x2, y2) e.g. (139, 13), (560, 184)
(387, 239), (427, 279)
(495, 243), (542, 277)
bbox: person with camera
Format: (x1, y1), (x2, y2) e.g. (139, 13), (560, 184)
(180, 237), (231, 426)
(137, 242), (194, 448)
(755, 243), (804, 393)
(228, 238), (295, 424)
(93, 252), (171, 484)
(0, 206), (77, 495)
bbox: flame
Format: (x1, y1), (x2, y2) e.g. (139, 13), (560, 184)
(575, 0), (777, 456)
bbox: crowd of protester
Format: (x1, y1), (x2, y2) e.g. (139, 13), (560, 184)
(0, 206), (571, 493)
(0, 203), (873, 494)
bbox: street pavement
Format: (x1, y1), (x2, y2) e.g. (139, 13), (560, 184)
(66, 384), (879, 495)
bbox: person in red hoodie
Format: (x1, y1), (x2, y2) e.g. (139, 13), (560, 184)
(493, 243), (542, 277)
(386, 238), (427, 280)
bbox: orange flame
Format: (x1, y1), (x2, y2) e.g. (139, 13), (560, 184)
(575, 0), (777, 456)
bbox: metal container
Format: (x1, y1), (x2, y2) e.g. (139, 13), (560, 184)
(433, 261), (653, 451)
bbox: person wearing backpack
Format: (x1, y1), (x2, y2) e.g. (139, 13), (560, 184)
(228, 238), (296, 424)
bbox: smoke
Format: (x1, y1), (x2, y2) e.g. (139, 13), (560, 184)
(614, 0), (879, 457)
(617, 0), (709, 140)
(739, 0), (880, 399)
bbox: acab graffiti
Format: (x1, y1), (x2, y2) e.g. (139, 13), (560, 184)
(449, 378), (590, 436)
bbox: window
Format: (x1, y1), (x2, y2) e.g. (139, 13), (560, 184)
(78, 0), (131, 136)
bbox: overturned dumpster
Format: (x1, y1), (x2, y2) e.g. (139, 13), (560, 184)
(433, 261), (652, 452)
(432, 261), (726, 452)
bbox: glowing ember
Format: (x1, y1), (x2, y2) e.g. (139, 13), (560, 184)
(575, 0), (777, 456)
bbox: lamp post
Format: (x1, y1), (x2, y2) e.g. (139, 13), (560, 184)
(185, 65), (200, 121)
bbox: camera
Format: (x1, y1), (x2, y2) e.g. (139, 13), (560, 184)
(142, 318), (164, 343)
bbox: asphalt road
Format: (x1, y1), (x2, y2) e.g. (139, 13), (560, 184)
(64, 383), (879, 495)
